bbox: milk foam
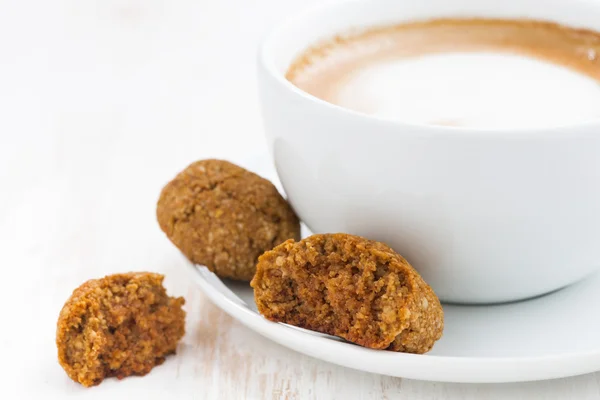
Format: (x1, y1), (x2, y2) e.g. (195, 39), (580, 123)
(287, 19), (600, 129)
(333, 52), (600, 128)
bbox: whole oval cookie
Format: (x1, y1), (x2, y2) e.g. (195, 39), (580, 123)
(157, 159), (300, 281)
(251, 233), (443, 353)
(56, 273), (185, 387)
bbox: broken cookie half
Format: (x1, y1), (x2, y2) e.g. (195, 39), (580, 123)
(251, 233), (443, 353)
(56, 272), (186, 387)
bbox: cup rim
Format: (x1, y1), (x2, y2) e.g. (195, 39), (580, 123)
(258, 0), (600, 138)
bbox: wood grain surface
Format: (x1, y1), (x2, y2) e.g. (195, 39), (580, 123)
(2, 0), (600, 398)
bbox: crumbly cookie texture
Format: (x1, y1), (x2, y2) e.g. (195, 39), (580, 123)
(251, 233), (443, 353)
(156, 159), (300, 281)
(56, 273), (186, 387)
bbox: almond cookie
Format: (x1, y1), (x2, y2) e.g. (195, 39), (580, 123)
(157, 159), (300, 281)
(251, 233), (443, 353)
(56, 273), (185, 387)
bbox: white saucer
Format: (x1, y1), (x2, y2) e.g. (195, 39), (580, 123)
(187, 263), (600, 383)
(184, 156), (600, 382)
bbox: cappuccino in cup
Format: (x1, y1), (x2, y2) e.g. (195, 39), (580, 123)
(287, 19), (600, 128)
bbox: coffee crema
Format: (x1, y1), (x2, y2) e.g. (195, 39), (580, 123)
(286, 19), (600, 128)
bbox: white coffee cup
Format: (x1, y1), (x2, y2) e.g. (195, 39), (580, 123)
(257, 0), (600, 304)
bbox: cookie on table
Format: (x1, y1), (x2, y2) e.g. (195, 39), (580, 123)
(251, 233), (443, 353)
(56, 272), (186, 387)
(157, 159), (301, 281)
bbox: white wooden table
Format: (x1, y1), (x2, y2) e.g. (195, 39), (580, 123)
(2, 0), (600, 398)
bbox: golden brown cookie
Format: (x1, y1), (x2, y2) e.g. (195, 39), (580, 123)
(157, 159), (301, 281)
(251, 233), (443, 353)
(56, 273), (186, 387)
